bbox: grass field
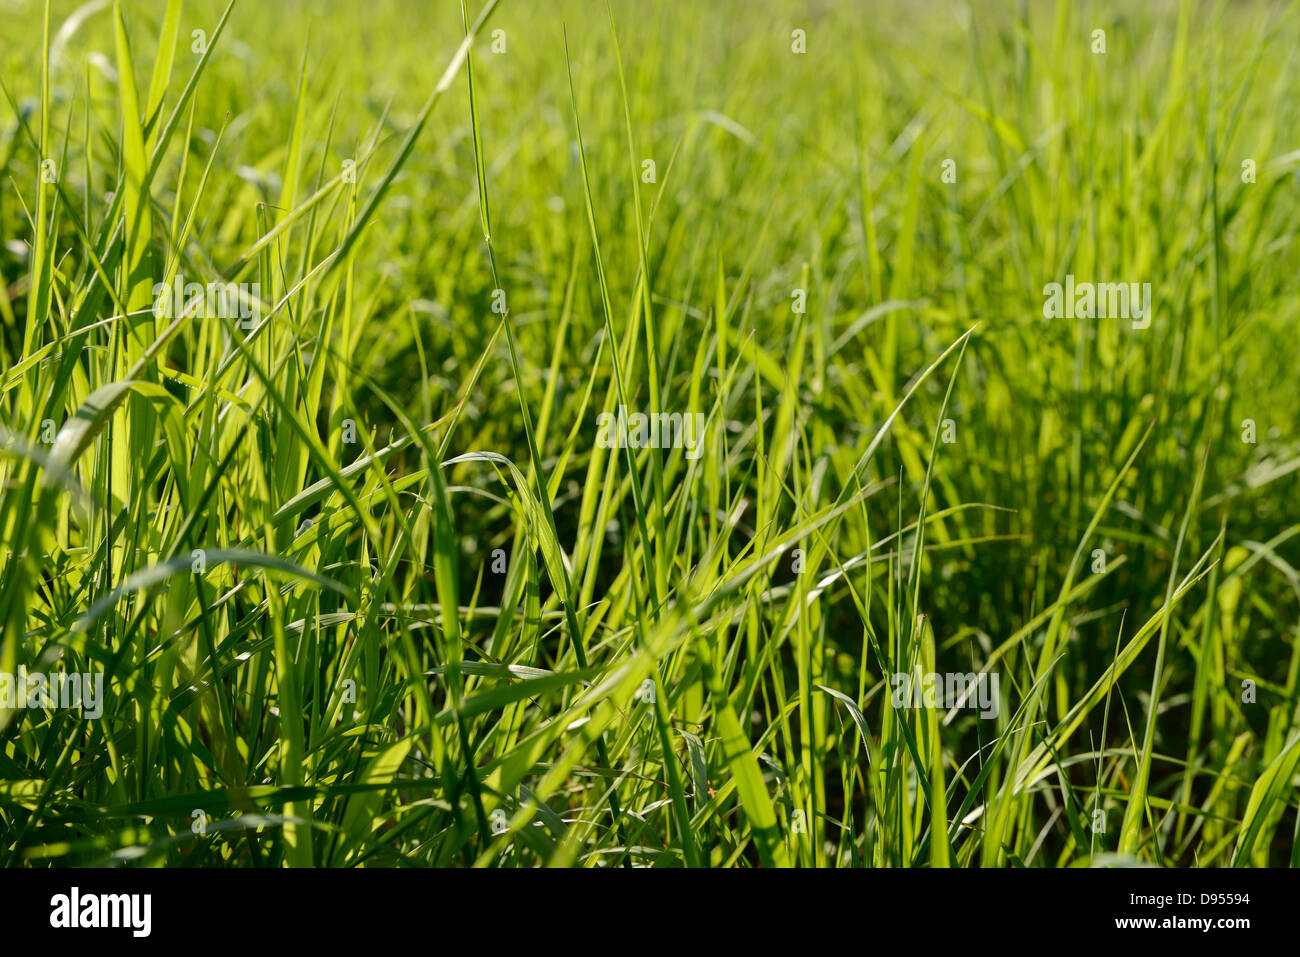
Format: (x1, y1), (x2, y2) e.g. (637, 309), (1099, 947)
(1, 0), (1298, 867)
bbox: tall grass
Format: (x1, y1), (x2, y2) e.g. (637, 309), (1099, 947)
(0, 0), (1298, 867)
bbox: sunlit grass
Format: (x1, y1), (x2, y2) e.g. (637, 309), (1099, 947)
(0, 0), (1298, 867)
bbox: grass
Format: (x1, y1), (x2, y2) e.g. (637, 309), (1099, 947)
(0, 0), (1298, 867)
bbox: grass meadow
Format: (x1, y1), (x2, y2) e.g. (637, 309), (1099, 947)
(1, 0), (1299, 868)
